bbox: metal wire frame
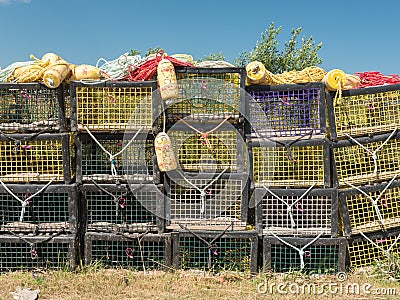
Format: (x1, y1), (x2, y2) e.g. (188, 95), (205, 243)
(0, 183), (78, 234)
(0, 132), (72, 183)
(253, 187), (339, 237)
(331, 131), (400, 188)
(165, 67), (246, 122)
(249, 137), (331, 188)
(75, 132), (156, 184)
(172, 230), (258, 273)
(70, 80), (159, 133)
(80, 183), (164, 234)
(84, 232), (172, 270)
(246, 82), (326, 138)
(326, 84), (400, 140)
(0, 232), (78, 272)
(0, 82), (67, 133)
(164, 172), (249, 230)
(347, 228), (400, 268)
(340, 176), (400, 236)
(263, 235), (347, 274)
(166, 122), (246, 173)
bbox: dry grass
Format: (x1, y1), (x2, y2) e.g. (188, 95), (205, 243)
(0, 267), (399, 300)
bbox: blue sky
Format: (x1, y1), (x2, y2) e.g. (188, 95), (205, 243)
(1, 0), (399, 74)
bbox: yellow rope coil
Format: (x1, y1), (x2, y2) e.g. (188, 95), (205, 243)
(246, 61), (327, 85)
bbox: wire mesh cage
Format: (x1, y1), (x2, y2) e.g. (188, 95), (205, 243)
(172, 230), (258, 273)
(246, 82), (326, 138)
(166, 122), (246, 173)
(0, 233), (78, 272)
(0, 133), (72, 183)
(164, 173), (248, 230)
(326, 84), (400, 140)
(263, 235), (346, 274)
(0, 83), (67, 133)
(80, 183), (163, 234)
(347, 228), (400, 268)
(75, 132), (156, 184)
(340, 177), (400, 236)
(0, 184), (78, 234)
(332, 131), (400, 188)
(254, 187), (338, 237)
(84, 232), (172, 270)
(250, 137), (330, 188)
(165, 67), (246, 122)
(70, 81), (158, 132)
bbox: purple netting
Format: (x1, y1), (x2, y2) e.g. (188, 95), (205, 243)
(250, 88), (322, 137)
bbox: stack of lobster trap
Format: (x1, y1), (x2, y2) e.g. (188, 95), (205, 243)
(165, 67), (258, 273)
(0, 82), (78, 272)
(326, 84), (400, 269)
(246, 82), (346, 274)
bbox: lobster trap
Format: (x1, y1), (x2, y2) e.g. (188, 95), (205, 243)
(326, 84), (400, 140)
(75, 132), (156, 184)
(164, 173), (248, 230)
(0, 183), (78, 234)
(347, 228), (400, 268)
(166, 122), (246, 173)
(0, 133), (72, 183)
(250, 137), (331, 188)
(166, 67), (246, 122)
(70, 80), (158, 133)
(0, 232), (78, 272)
(80, 183), (163, 234)
(263, 235), (346, 274)
(340, 176), (400, 236)
(246, 82), (326, 138)
(84, 232), (172, 270)
(254, 187), (338, 237)
(172, 230), (258, 273)
(332, 130), (400, 188)
(0, 83), (67, 133)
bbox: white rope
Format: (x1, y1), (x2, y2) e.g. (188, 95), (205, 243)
(178, 167), (229, 216)
(270, 231), (324, 269)
(84, 126), (143, 176)
(96, 52), (142, 80)
(0, 177), (55, 222)
(358, 230), (400, 259)
(344, 128), (397, 177)
(345, 174), (397, 226)
(261, 183), (315, 228)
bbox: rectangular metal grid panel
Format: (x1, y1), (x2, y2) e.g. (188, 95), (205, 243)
(0, 83), (66, 133)
(0, 184), (77, 234)
(263, 236), (346, 274)
(246, 83), (326, 138)
(75, 132), (155, 184)
(0, 133), (71, 183)
(84, 232), (171, 270)
(167, 124), (245, 173)
(172, 231), (258, 273)
(166, 67), (245, 122)
(254, 188), (338, 237)
(327, 84), (400, 140)
(251, 138), (330, 188)
(332, 132), (400, 187)
(0, 233), (77, 272)
(340, 179), (400, 236)
(165, 174), (248, 230)
(81, 183), (162, 233)
(71, 81), (157, 132)
(348, 229), (400, 268)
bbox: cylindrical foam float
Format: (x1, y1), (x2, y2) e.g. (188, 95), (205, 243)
(157, 58), (178, 100)
(323, 69), (346, 91)
(154, 131), (177, 172)
(246, 61), (266, 85)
